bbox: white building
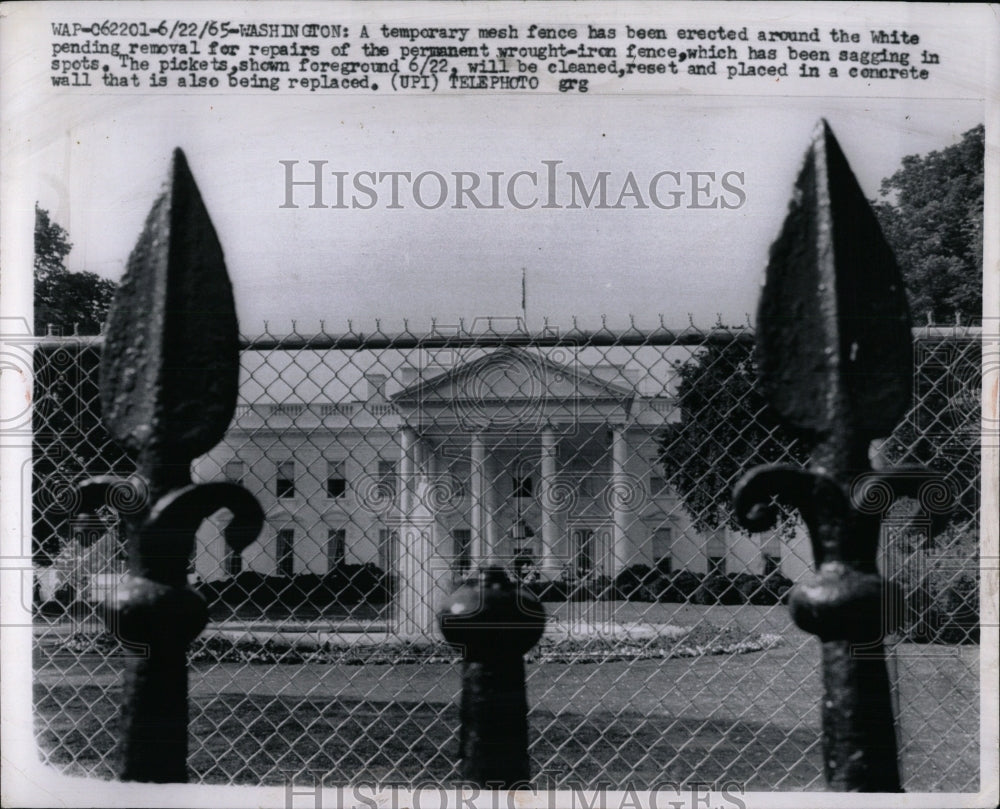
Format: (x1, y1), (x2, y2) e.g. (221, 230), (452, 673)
(192, 344), (799, 601)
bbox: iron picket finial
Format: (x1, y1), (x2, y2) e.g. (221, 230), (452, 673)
(734, 120), (952, 791)
(72, 149), (264, 782)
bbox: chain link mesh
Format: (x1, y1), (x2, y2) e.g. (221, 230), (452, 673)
(31, 322), (982, 791)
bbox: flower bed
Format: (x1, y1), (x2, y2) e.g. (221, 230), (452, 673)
(52, 622), (783, 665)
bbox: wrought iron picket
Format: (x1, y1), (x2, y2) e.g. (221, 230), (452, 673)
(29, 129), (982, 791)
(69, 150), (265, 781)
(734, 120), (953, 791)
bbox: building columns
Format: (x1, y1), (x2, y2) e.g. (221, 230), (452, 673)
(470, 434), (486, 566)
(484, 450), (499, 560)
(539, 426), (559, 574)
(395, 425), (435, 639)
(400, 426), (417, 518)
(611, 426), (631, 577)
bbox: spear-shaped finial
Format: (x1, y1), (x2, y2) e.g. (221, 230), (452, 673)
(735, 121), (951, 792)
(75, 149), (263, 782)
(101, 149), (239, 495)
(758, 119), (912, 461)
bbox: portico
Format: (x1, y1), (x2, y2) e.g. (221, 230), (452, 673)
(391, 346), (641, 583)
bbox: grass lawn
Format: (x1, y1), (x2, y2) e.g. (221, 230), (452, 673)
(32, 603), (980, 791)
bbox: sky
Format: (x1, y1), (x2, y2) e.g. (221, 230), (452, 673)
(25, 94), (982, 337)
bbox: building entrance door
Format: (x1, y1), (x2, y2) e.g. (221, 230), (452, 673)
(571, 525), (610, 577)
(573, 528), (594, 576)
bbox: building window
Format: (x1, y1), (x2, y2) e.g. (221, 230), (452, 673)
(378, 460), (397, 498)
(225, 549), (242, 577)
(574, 528), (595, 576)
(512, 474), (533, 498)
(277, 528), (294, 576)
(762, 536), (781, 577)
(649, 475), (668, 497)
(707, 536), (726, 576)
(652, 528), (672, 570)
(275, 461), (295, 499)
(327, 528), (346, 570)
(378, 527), (398, 571)
(452, 528), (472, 578)
(224, 459), (245, 484)
(327, 459), (347, 499)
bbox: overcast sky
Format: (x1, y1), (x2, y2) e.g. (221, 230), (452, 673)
(26, 94), (980, 336)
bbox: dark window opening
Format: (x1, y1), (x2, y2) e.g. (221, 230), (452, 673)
(277, 529), (294, 576)
(575, 529), (595, 576)
(327, 460), (347, 499)
(452, 528), (471, 578)
(328, 528), (346, 569)
(276, 461), (295, 499)
(378, 460), (397, 498)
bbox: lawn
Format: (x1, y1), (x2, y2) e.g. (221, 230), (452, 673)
(32, 603), (980, 791)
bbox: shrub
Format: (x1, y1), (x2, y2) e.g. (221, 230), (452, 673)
(526, 580), (568, 602)
(731, 572), (764, 604)
(658, 570), (701, 603)
(228, 571), (268, 604)
(885, 522), (979, 644)
(591, 574), (616, 601)
(278, 573), (328, 609)
(53, 581), (76, 606)
(901, 567), (978, 644)
(197, 564), (390, 614)
(763, 570), (794, 604)
(614, 564), (662, 601)
(731, 571), (794, 605)
(691, 573), (742, 605)
(38, 599), (66, 617)
(338, 563), (389, 604)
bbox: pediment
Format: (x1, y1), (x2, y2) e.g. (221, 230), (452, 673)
(391, 347), (633, 405)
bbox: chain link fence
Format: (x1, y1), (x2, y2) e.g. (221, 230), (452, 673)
(30, 321), (982, 791)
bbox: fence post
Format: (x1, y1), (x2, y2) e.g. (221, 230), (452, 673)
(734, 120), (952, 791)
(72, 149), (264, 782)
(438, 566), (545, 788)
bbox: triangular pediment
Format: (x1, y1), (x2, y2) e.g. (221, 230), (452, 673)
(391, 346), (634, 405)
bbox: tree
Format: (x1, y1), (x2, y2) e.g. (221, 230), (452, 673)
(33, 207), (129, 564)
(658, 339), (808, 533)
(872, 124), (984, 324)
(660, 127), (984, 536)
(33, 340), (136, 565)
(34, 204), (116, 336)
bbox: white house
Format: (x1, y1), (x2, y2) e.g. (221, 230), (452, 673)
(191, 344), (799, 600)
